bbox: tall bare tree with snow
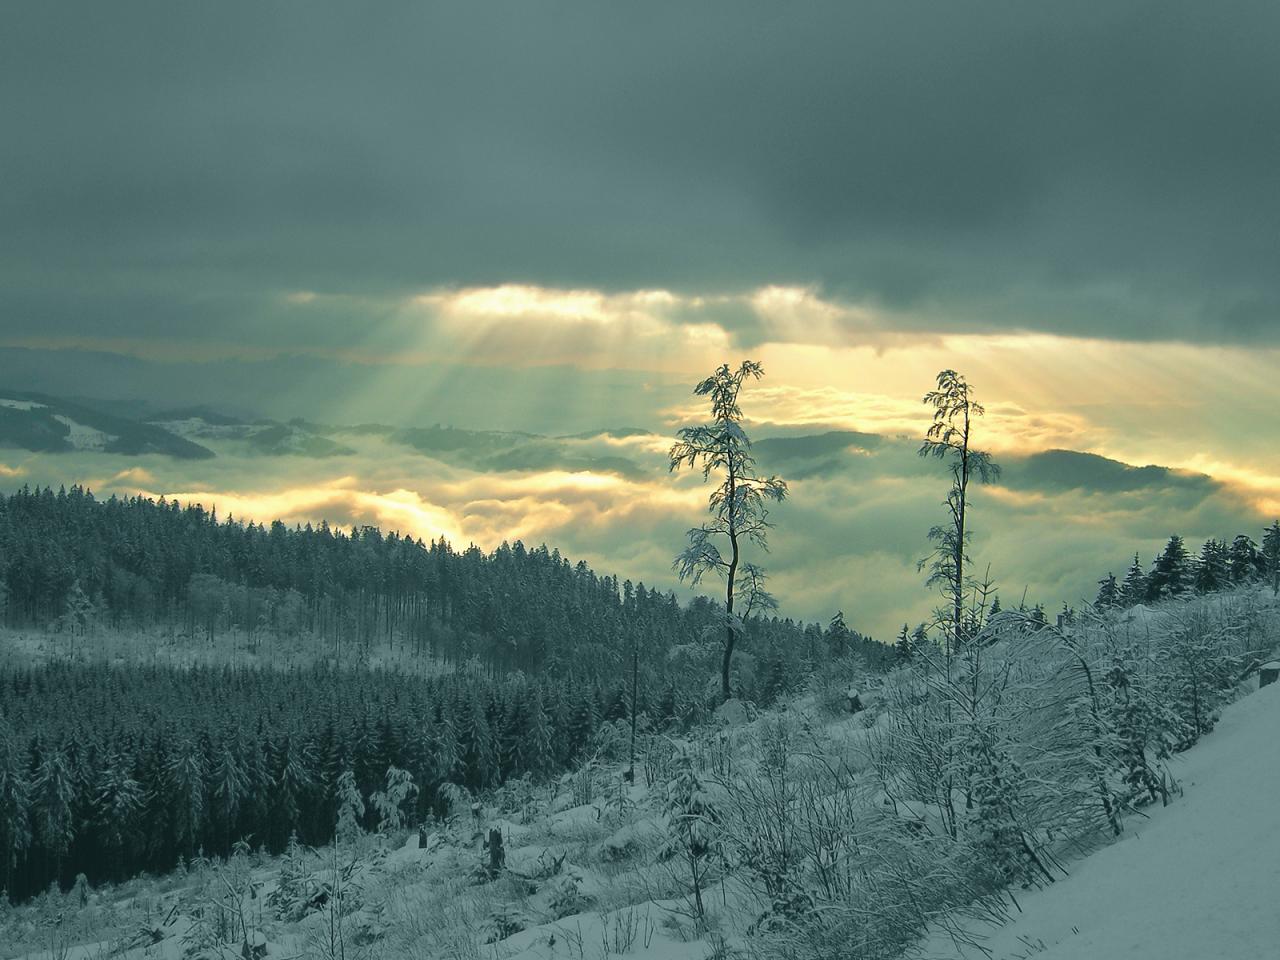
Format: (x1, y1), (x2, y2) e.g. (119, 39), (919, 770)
(670, 361), (788, 703)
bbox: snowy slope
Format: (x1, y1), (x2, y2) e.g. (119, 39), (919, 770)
(923, 680), (1280, 960)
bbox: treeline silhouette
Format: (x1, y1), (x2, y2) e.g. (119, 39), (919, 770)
(1095, 525), (1280, 609)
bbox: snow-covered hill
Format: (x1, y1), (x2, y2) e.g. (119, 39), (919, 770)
(922, 678), (1280, 960)
(3, 590), (1278, 960)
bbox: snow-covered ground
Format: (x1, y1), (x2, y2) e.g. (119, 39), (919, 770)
(922, 680), (1280, 960)
(5, 591), (1279, 960)
(51, 414), (116, 451)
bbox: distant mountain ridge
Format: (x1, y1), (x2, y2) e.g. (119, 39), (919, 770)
(0, 390), (666, 473)
(0, 390), (1225, 507)
(0, 390), (364, 460)
(0, 390), (215, 459)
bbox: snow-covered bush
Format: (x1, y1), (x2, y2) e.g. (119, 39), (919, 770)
(743, 587), (1280, 959)
(370, 766), (417, 836)
(660, 745), (721, 925)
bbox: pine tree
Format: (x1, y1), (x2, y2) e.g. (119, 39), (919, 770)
(894, 624), (913, 663)
(335, 770), (364, 844)
(433, 707), (463, 788)
(210, 742), (249, 851)
(271, 736), (312, 854)
(1094, 573), (1119, 608)
(163, 741), (205, 858)
(0, 720), (31, 894)
(499, 691), (528, 780)
(911, 624), (929, 656)
(1161, 622), (1238, 747)
(1120, 554), (1149, 607)
(521, 690), (556, 782)
(760, 654), (788, 704)
(462, 695), (498, 791)
(1229, 534), (1262, 584)
(371, 766), (417, 834)
(566, 685), (600, 760)
(826, 611), (850, 660)
(966, 733), (1047, 887)
(1193, 538), (1229, 594)
(58, 580), (95, 637)
(1103, 650), (1183, 807)
(1147, 536), (1191, 600)
(32, 744), (76, 877)
(93, 753), (145, 879)
(663, 748), (719, 921)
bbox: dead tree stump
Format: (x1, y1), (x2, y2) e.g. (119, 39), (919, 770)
(486, 827), (505, 876)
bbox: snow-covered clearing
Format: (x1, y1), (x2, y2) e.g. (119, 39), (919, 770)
(51, 414), (115, 451)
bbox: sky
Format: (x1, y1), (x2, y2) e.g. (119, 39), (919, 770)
(2, 2), (1279, 638)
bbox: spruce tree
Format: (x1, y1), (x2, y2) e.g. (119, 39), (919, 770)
(463, 696), (498, 791)
(894, 624), (913, 663)
(0, 720), (31, 895)
(1229, 534), (1262, 584)
(371, 766), (417, 834)
(210, 743), (249, 851)
(1095, 573), (1119, 608)
(522, 690), (556, 782)
(1147, 536), (1191, 600)
(335, 770), (364, 844)
(433, 704), (463, 788)
(58, 580), (95, 637)
(1120, 554), (1149, 607)
(566, 687), (598, 760)
(910, 624), (929, 655)
(163, 740), (205, 858)
(1194, 539), (1229, 594)
(271, 736), (313, 854)
(32, 744), (76, 880)
(93, 753), (145, 880)
(760, 654), (788, 704)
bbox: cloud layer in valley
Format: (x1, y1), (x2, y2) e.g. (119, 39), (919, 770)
(2, 402), (1274, 640)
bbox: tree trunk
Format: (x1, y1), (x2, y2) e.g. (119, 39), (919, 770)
(721, 473), (742, 706)
(723, 527), (739, 703)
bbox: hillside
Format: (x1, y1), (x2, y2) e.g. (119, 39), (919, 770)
(922, 674), (1280, 959)
(0, 486), (879, 680)
(0, 392), (214, 459)
(2, 588), (1276, 960)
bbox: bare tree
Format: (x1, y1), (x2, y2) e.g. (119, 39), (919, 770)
(670, 361), (787, 702)
(919, 369), (1000, 655)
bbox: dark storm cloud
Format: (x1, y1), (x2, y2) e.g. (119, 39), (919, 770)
(3, 1), (1280, 347)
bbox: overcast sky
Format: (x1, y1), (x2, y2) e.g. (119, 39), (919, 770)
(2, 2), (1278, 636)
